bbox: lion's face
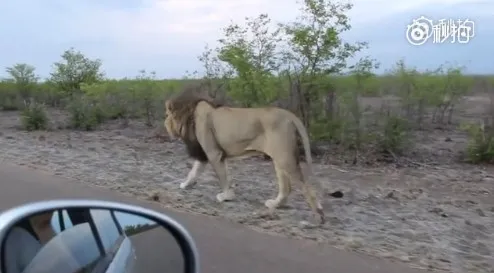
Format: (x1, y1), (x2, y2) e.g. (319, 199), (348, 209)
(164, 89), (219, 141)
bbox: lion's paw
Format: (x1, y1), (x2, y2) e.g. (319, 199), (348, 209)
(216, 190), (235, 202)
(179, 181), (196, 190)
(264, 199), (280, 210)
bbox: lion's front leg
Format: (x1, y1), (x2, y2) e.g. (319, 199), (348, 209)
(209, 159), (235, 202)
(195, 114), (235, 202)
(180, 160), (207, 189)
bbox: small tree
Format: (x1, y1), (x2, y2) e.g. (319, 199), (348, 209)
(216, 13), (282, 106)
(5, 63), (39, 102)
(135, 70), (162, 127)
(280, 0), (367, 128)
(49, 48), (104, 96)
(344, 57), (380, 162)
(197, 44), (233, 99)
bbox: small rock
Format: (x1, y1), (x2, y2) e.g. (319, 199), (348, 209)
(328, 190), (344, 198)
(476, 242), (491, 255)
(444, 137), (452, 142)
(385, 190), (400, 201)
(429, 207), (448, 217)
(252, 210), (279, 220)
(408, 188), (424, 199)
(148, 192), (160, 201)
(466, 200), (478, 205)
(476, 208), (486, 217)
(299, 220), (317, 229)
(438, 258), (451, 263)
(399, 256), (411, 262)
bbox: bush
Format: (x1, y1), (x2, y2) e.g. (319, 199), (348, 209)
(378, 115), (411, 155)
(67, 96), (105, 131)
(462, 121), (494, 164)
(20, 102), (48, 131)
(0, 82), (23, 111)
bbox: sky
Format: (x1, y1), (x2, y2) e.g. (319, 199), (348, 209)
(0, 0), (492, 79)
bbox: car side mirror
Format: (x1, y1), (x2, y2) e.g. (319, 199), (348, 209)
(0, 200), (199, 273)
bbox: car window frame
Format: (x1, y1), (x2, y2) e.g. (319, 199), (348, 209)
(90, 209), (125, 254)
(85, 209), (128, 273)
(53, 209), (106, 257)
(51, 208), (129, 273)
(22, 222), (103, 273)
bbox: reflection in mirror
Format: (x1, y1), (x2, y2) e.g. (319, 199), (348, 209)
(113, 211), (156, 236)
(113, 211), (184, 273)
(1, 208), (185, 273)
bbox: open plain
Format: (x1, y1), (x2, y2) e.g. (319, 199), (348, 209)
(1, 93), (493, 273)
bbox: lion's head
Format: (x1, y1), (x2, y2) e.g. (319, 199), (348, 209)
(164, 86), (219, 137)
(164, 85), (223, 161)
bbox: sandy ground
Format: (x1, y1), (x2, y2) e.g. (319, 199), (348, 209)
(1, 96), (493, 273)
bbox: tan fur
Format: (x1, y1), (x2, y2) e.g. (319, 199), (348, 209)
(164, 89), (325, 224)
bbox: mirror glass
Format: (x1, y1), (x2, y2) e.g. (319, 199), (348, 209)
(1, 208), (184, 273)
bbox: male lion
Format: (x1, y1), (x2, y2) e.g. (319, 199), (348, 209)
(164, 88), (325, 224)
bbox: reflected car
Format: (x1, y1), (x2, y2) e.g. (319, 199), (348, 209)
(21, 208), (138, 273)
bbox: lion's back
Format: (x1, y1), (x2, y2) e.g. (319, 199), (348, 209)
(193, 104), (301, 158)
(209, 106), (296, 142)
(212, 106), (292, 127)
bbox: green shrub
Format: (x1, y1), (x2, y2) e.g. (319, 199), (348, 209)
(0, 82), (22, 111)
(310, 118), (344, 142)
(378, 115), (410, 155)
(462, 122), (494, 164)
(20, 102), (48, 131)
(1, 96), (22, 111)
(67, 96), (105, 131)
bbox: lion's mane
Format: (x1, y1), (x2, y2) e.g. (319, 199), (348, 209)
(166, 86), (223, 162)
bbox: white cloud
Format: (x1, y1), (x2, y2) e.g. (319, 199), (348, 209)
(348, 0), (486, 24)
(3, 0), (485, 52)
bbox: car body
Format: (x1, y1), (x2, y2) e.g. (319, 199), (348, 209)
(32, 208), (138, 273)
(0, 200), (199, 273)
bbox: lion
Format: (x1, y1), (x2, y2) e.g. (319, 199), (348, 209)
(164, 88), (325, 224)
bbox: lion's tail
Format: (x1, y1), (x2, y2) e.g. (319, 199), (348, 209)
(289, 114), (313, 175)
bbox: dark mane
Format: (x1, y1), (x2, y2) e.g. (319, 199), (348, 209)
(167, 86), (223, 162)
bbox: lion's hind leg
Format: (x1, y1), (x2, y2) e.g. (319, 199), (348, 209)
(272, 159), (325, 225)
(264, 162), (292, 211)
(299, 177), (325, 225)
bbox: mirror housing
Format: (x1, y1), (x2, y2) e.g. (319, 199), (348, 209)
(0, 200), (199, 273)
